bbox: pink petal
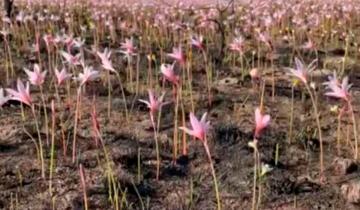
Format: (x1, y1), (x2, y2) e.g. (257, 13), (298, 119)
(179, 126), (196, 137)
(17, 80), (25, 93)
(262, 115), (271, 128)
(189, 112), (202, 132)
(295, 57), (304, 71)
(5, 88), (19, 97)
(42, 70), (47, 78)
(34, 64), (41, 73)
(325, 91), (345, 99)
(138, 99), (150, 108)
(55, 68), (60, 78)
(24, 68), (33, 78)
(200, 112), (208, 124)
(25, 82), (30, 95)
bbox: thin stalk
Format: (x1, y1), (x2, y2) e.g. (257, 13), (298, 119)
(256, 144), (262, 210)
(173, 86), (179, 162)
(148, 53), (153, 88)
(3, 35), (10, 84)
(185, 61), (194, 113)
(7, 37), (14, 78)
(271, 54), (275, 102)
(181, 101), (187, 156)
(150, 113), (161, 180)
(288, 84), (294, 143)
(251, 144), (258, 210)
(40, 85), (49, 146)
(240, 53), (245, 81)
(347, 124), (351, 146)
(259, 82), (265, 111)
(137, 148), (141, 183)
(131, 180), (145, 210)
(305, 84), (324, 176)
(49, 101), (56, 195)
(107, 70), (112, 122)
(204, 138), (221, 210)
(79, 164), (89, 210)
(348, 101), (358, 159)
(31, 104), (45, 178)
(256, 176), (262, 210)
(115, 72), (129, 122)
(72, 87), (81, 163)
(95, 120), (123, 210)
(55, 85), (68, 157)
(202, 50), (212, 106)
(21, 104), (40, 161)
(136, 54), (140, 96)
(130, 57), (141, 113)
(336, 111), (342, 155)
(54, 83), (60, 102)
(127, 56), (133, 92)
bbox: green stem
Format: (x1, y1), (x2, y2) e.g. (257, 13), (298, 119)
(289, 84), (294, 143)
(151, 113), (160, 180)
(40, 85), (49, 145)
(31, 104), (45, 178)
(115, 72), (129, 122)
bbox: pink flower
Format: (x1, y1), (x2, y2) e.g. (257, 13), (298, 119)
(167, 46), (185, 65)
(257, 31), (272, 49)
(287, 57), (317, 84)
(254, 107), (271, 138)
(120, 38), (136, 57)
(24, 64), (47, 86)
(323, 72), (351, 101)
(250, 68), (260, 80)
(60, 51), (81, 66)
(0, 88), (9, 107)
(73, 37), (85, 49)
(161, 63), (179, 86)
(301, 39), (316, 50)
(191, 35), (204, 50)
(179, 112), (210, 142)
(138, 89), (167, 114)
(15, 11), (24, 22)
(55, 68), (72, 85)
(53, 34), (63, 45)
(97, 48), (115, 72)
(62, 34), (75, 52)
(31, 42), (40, 53)
(6, 79), (32, 106)
(43, 34), (55, 49)
(76, 66), (100, 86)
(229, 36), (245, 54)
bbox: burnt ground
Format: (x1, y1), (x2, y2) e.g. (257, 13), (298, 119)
(0, 57), (359, 209)
(1, 50), (360, 210)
